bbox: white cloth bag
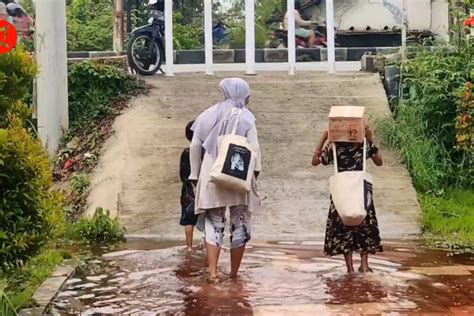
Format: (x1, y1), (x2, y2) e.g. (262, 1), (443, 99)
(210, 109), (257, 192)
(329, 139), (373, 226)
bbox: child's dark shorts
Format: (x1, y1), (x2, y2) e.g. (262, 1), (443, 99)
(180, 196), (199, 226)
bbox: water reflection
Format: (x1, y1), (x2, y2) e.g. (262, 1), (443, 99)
(51, 240), (474, 315)
(323, 274), (387, 305)
(173, 250), (253, 315)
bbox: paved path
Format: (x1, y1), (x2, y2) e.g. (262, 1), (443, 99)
(87, 72), (420, 240)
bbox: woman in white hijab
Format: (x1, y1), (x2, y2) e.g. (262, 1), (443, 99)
(190, 78), (261, 280)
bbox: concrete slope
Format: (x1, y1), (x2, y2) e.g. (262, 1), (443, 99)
(87, 72), (420, 240)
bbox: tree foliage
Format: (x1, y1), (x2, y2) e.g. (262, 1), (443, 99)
(67, 0), (113, 51)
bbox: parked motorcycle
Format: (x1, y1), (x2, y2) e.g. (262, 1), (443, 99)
(127, 0), (165, 76)
(213, 21), (229, 47)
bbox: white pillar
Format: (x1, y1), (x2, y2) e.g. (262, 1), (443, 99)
(164, 0), (174, 76)
(204, 0), (214, 75)
(326, 0), (336, 74)
(245, 0), (256, 75)
(35, 0), (68, 153)
(401, 0), (407, 60)
(287, 0), (296, 76)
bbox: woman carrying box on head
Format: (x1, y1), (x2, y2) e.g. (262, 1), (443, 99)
(312, 114), (383, 274)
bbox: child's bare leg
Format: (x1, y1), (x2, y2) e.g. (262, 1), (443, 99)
(185, 225), (194, 251)
(359, 253), (372, 272)
(344, 253), (354, 273)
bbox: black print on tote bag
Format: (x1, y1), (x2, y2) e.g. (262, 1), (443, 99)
(222, 143), (252, 181)
(364, 180), (373, 211)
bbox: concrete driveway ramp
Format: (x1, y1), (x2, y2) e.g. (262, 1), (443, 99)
(87, 72), (420, 241)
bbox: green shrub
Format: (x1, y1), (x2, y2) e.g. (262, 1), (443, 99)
(401, 47), (470, 152)
(173, 12), (203, 50)
(70, 173), (91, 195)
(0, 48), (37, 126)
(0, 118), (65, 270)
(379, 44), (472, 191)
(67, 0), (113, 51)
(68, 61), (145, 131)
(69, 208), (126, 243)
(0, 47), (65, 270)
(228, 21), (268, 49)
(226, 0), (283, 49)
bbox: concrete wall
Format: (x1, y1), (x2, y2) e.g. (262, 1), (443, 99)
(308, 0), (449, 38)
(430, 0), (450, 41)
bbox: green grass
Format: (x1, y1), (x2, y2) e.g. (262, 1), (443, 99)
(420, 189), (474, 248)
(0, 248), (70, 310)
(0, 287), (16, 316)
(377, 111), (452, 193)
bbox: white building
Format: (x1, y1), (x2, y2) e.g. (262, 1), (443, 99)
(305, 0), (449, 41)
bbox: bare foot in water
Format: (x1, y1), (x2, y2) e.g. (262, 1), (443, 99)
(358, 266), (373, 273)
(206, 275), (219, 284)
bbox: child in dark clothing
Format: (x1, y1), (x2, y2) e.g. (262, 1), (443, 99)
(180, 121), (199, 251)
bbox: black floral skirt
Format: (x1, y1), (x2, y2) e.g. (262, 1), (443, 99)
(324, 196), (383, 256)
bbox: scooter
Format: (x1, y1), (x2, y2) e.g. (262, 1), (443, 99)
(127, 0), (165, 76)
(272, 25), (328, 48)
(267, 16), (333, 48)
(272, 25), (331, 48)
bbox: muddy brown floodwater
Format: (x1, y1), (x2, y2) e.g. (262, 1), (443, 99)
(51, 239), (474, 315)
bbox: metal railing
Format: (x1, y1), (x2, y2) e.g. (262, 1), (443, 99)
(163, 0), (338, 76)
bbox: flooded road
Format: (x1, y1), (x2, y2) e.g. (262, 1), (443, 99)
(51, 239), (474, 315)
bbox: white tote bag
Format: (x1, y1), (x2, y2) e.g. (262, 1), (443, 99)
(209, 109), (257, 192)
(329, 139), (373, 226)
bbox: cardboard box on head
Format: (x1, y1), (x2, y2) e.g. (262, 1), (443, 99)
(328, 106), (365, 143)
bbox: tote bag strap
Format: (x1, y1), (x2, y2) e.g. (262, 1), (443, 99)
(332, 143), (339, 174)
(231, 108), (243, 135)
(362, 138), (367, 172)
(332, 138), (367, 174)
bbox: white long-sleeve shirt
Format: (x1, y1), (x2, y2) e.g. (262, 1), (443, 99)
(284, 9), (312, 30)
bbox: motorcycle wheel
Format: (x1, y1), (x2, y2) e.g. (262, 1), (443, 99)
(127, 33), (164, 76)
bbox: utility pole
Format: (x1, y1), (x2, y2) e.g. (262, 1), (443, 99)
(35, 0), (69, 153)
(113, 0), (124, 53)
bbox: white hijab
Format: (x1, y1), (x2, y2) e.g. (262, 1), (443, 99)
(192, 78), (256, 159)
